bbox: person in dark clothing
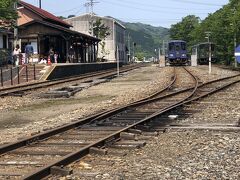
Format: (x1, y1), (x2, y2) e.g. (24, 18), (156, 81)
(49, 47), (54, 63)
(24, 42), (34, 64)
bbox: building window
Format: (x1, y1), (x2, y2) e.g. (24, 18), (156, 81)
(2, 35), (7, 49)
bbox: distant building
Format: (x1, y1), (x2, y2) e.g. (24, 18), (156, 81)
(65, 14), (127, 63)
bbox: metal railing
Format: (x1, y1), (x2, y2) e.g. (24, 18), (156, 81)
(0, 64), (37, 87)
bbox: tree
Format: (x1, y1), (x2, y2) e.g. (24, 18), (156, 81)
(170, 15), (200, 45)
(0, 0), (18, 28)
(92, 18), (110, 59)
(58, 16), (66, 20)
(169, 1), (240, 65)
(67, 15), (75, 18)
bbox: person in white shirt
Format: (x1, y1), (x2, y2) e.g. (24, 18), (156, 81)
(13, 44), (21, 66)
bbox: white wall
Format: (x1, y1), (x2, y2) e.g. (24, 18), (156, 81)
(65, 15), (126, 63)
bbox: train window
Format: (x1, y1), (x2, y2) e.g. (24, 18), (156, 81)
(181, 43), (186, 50)
(169, 43), (174, 51)
(175, 44), (180, 51)
(211, 44), (215, 51)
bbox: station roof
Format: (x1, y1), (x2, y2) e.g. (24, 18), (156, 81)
(19, 1), (71, 28)
(18, 20), (101, 42)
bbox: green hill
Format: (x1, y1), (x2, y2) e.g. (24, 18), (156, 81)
(123, 22), (170, 59)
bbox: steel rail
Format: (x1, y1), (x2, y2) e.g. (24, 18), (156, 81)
(25, 71), (240, 180)
(24, 71), (240, 180)
(1, 70), (239, 157)
(0, 64), (143, 97)
(22, 67), (199, 179)
(0, 67), (177, 155)
(1, 69), (239, 179)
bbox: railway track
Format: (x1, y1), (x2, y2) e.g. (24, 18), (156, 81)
(0, 67), (239, 179)
(0, 64), (143, 97)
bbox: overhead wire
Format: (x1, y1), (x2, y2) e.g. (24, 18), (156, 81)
(118, 0), (214, 11)
(168, 0), (224, 7)
(53, 5), (84, 15)
(100, 0), (210, 15)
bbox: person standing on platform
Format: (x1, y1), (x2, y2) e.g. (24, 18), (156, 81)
(25, 42), (33, 64)
(13, 44), (21, 66)
(49, 47), (54, 63)
(54, 52), (58, 63)
(68, 46), (74, 63)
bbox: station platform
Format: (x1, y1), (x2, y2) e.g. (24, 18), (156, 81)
(0, 62), (119, 87)
(43, 62), (118, 80)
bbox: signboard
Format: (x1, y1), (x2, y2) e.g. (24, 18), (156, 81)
(234, 45), (240, 63)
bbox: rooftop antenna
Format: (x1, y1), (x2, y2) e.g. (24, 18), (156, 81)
(84, 0), (99, 35)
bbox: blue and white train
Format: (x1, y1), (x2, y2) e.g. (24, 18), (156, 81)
(166, 40), (189, 65)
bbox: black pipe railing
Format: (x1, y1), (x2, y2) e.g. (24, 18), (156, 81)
(0, 64), (37, 87)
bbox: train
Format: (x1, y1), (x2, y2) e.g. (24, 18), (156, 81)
(191, 42), (217, 65)
(166, 40), (189, 65)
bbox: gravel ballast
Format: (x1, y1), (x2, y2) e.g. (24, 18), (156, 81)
(0, 65), (239, 179)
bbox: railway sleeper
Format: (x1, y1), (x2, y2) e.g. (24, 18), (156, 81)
(127, 128), (142, 134)
(120, 132), (136, 140)
(50, 166), (73, 176)
(89, 147), (108, 155)
(109, 140), (146, 149)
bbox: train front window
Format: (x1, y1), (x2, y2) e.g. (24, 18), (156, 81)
(175, 44), (180, 51)
(181, 43), (186, 50)
(169, 43), (174, 51)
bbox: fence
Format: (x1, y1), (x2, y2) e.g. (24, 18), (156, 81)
(0, 65), (37, 87)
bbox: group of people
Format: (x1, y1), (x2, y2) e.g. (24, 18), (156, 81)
(12, 42), (34, 66)
(11, 43), (75, 66)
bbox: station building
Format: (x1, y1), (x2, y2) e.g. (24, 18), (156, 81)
(0, 28), (12, 66)
(64, 14), (127, 64)
(15, 1), (100, 63)
(0, 29), (11, 49)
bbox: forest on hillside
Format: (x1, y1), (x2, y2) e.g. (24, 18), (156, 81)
(170, 0), (240, 65)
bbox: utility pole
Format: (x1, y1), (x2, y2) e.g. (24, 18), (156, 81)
(39, 0), (41, 9)
(162, 40), (165, 55)
(13, 1), (18, 48)
(133, 42), (136, 62)
(85, 0), (99, 35)
(233, 8), (238, 68)
(127, 33), (131, 62)
(205, 31), (212, 74)
(117, 45), (120, 76)
(158, 47), (161, 61)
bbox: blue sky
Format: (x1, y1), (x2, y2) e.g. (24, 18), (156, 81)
(23, 0), (229, 28)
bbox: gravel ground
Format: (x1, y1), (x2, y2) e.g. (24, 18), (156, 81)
(0, 65), (239, 179)
(66, 131), (239, 180)
(0, 65), (173, 144)
(181, 83), (240, 125)
(53, 65), (240, 180)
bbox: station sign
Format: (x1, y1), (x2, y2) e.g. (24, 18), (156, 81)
(234, 45), (240, 63)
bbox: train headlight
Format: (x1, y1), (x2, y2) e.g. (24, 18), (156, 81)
(182, 54), (186, 57)
(170, 54), (174, 57)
